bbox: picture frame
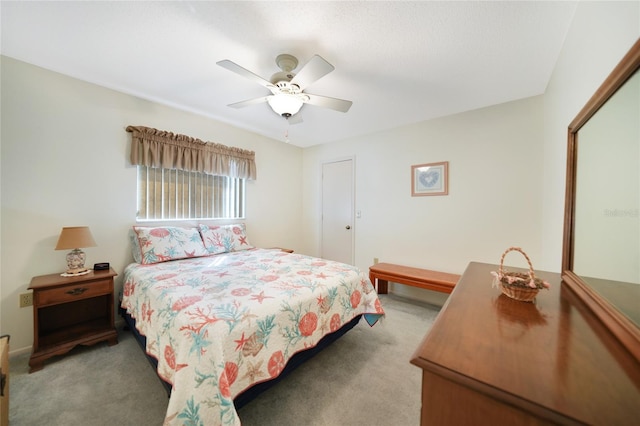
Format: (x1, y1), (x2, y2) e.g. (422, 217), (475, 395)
(411, 161), (449, 196)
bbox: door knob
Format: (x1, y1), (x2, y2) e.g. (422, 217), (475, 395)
(345, 225), (351, 230)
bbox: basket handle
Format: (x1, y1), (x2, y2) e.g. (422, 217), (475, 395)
(498, 247), (536, 281)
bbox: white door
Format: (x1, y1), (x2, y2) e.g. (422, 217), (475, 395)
(321, 159), (354, 264)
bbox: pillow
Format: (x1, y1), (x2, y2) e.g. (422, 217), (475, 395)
(129, 228), (143, 264)
(198, 223), (253, 254)
(131, 226), (209, 264)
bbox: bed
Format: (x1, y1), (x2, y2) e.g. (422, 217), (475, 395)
(120, 224), (385, 425)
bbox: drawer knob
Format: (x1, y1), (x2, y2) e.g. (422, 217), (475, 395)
(66, 287), (88, 296)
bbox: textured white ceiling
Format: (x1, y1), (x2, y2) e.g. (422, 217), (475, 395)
(0, 1), (577, 148)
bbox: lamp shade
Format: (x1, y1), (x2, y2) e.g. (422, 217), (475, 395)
(267, 94), (304, 116)
(55, 226), (97, 250)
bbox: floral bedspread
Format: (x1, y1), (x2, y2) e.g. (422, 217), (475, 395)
(120, 249), (385, 425)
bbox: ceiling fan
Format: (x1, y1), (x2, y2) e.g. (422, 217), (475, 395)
(217, 54), (352, 122)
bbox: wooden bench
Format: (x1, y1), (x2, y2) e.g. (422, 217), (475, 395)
(369, 262), (460, 294)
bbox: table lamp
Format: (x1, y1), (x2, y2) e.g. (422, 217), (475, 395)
(55, 226), (97, 275)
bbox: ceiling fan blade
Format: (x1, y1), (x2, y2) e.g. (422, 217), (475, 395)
(304, 93), (353, 113)
(227, 96), (269, 109)
(290, 55), (334, 90)
(217, 59), (274, 89)
(286, 114), (304, 125)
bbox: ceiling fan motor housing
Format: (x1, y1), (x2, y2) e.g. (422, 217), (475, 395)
(270, 54), (298, 84)
(270, 71), (296, 85)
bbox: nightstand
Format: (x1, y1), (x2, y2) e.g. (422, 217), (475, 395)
(28, 268), (118, 372)
(0, 335), (8, 426)
(269, 247), (294, 253)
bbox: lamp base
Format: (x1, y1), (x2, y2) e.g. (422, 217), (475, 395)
(66, 248), (86, 271)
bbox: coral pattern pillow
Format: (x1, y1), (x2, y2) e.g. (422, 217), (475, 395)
(198, 223), (253, 254)
(132, 226), (209, 264)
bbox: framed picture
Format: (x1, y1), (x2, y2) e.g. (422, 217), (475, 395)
(411, 161), (449, 196)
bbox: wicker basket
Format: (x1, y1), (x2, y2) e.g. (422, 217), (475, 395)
(492, 247), (549, 302)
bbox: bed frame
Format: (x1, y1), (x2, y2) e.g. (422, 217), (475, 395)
(120, 309), (362, 408)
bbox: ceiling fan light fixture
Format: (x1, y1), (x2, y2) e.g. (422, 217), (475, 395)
(267, 94), (304, 117)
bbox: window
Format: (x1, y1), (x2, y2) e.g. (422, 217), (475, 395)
(126, 125), (256, 221)
(137, 166), (245, 221)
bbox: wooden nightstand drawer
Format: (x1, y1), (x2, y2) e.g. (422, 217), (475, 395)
(36, 279), (112, 306)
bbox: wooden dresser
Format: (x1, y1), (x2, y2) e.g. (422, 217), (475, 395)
(411, 262), (640, 425)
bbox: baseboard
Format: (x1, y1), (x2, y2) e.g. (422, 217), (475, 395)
(389, 284), (448, 307)
(8, 345), (31, 358)
(115, 317), (125, 329)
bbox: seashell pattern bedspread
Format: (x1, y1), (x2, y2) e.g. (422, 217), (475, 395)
(121, 248), (385, 425)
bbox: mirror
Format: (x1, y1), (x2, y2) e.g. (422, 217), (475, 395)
(563, 38), (640, 362)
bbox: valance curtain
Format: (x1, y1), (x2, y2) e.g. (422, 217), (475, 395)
(126, 125), (257, 180)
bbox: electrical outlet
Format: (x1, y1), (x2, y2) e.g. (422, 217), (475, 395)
(373, 257), (379, 264)
(20, 292), (33, 308)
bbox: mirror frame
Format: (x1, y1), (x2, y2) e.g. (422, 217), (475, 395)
(563, 38), (640, 362)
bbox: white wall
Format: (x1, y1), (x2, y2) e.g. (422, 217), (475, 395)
(540, 1), (640, 271)
(303, 1), (640, 305)
(0, 56), (303, 353)
(302, 96), (544, 304)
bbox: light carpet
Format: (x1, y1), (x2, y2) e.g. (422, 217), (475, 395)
(9, 294), (440, 425)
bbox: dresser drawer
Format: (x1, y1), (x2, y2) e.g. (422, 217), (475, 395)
(35, 279), (112, 306)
